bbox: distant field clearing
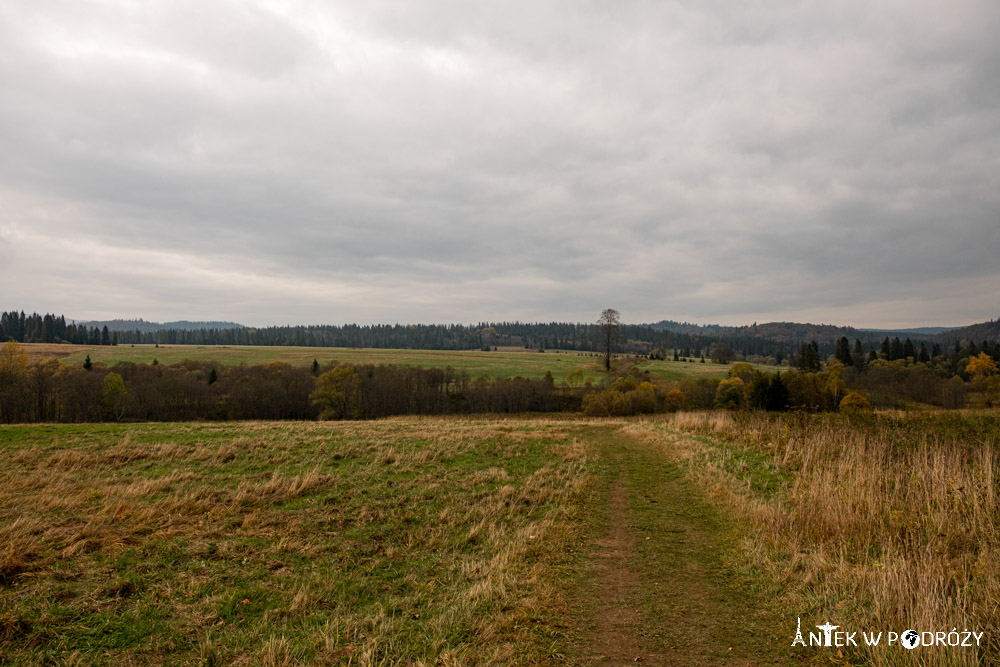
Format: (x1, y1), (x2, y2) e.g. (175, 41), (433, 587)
(22, 343), (746, 382)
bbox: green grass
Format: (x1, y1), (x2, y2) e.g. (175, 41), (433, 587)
(563, 428), (794, 664)
(1, 416), (837, 664)
(0, 419), (596, 665)
(45, 343), (758, 382)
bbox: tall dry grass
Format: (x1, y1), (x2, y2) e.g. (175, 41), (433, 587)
(628, 410), (1000, 666)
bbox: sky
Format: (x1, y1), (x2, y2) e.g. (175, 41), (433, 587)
(2, 1), (999, 328)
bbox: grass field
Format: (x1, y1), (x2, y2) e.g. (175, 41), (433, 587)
(23, 343), (750, 383)
(0, 418), (593, 664)
(4, 413), (997, 664)
(0, 417), (800, 665)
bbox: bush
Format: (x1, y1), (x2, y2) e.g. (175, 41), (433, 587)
(714, 377), (745, 410)
(839, 391), (872, 412)
(664, 389), (687, 412)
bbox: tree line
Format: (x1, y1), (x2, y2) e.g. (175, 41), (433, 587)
(1, 339), (997, 424)
(0, 311), (118, 346)
(0, 342), (578, 423)
(4, 308), (998, 393)
(1, 310), (798, 362)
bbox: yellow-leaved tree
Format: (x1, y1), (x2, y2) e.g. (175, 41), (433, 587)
(966, 352), (998, 379)
(966, 352), (999, 407)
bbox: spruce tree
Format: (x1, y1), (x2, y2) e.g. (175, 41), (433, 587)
(835, 337), (853, 366)
(890, 337), (904, 361)
(765, 373), (788, 411)
(797, 341), (821, 372)
(83, 354), (92, 370)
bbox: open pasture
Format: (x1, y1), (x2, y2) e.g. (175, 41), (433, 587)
(25, 343), (741, 383)
(0, 417), (796, 665)
(4, 411), (996, 664)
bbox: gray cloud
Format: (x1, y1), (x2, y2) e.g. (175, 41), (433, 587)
(1, 0), (998, 326)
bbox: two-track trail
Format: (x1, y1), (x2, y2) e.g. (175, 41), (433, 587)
(568, 426), (794, 665)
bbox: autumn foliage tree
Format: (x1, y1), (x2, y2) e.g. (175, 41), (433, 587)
(311, 365), (362, 420)
(967, 352), (999, 407)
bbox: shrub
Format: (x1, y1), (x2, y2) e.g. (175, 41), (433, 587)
(839, 390), (872, 412)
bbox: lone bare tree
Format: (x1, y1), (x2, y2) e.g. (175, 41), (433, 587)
(597, 308), (621, 371)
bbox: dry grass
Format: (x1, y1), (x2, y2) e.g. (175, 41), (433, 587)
(0, 418), (596, 665)
(626, 411), (1000, 665)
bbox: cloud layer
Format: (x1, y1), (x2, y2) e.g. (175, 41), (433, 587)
(2, 0), (998, 326)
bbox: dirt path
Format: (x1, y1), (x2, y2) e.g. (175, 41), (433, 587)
(572, 428), (791, 665)
(590, 480), (648, 665)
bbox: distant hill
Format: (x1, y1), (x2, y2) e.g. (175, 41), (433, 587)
(647, 319), (989, 347)
(78, 318), (245, 333)
(932, 318), (1000, 344)
(862, 326), (961, 335)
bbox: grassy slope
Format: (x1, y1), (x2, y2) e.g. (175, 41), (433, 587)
(24, 343), (750, 383)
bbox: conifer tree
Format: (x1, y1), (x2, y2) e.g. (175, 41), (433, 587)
(853, 339), (865, 368)
(890, 337), (904, 361)
(835, 337), (853, 366)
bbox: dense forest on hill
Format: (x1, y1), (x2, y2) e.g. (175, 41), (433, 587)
(649, 318), (997, 348)
(3, 310), (998, 367)
(77, 318), (245, 333)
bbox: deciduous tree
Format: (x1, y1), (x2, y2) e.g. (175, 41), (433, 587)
(597, 309), (620, 372)
(311, 365), (362, 420)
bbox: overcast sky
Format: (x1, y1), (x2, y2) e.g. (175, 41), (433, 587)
(2, 1), (998, 327)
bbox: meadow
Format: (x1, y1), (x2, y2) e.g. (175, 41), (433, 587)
(0, 417), (798, 665)
(23, 343), (745, 383)
(3, 407), (998, 664)
(627, 410), (1000, 666)
(0, 418), (594, 664)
